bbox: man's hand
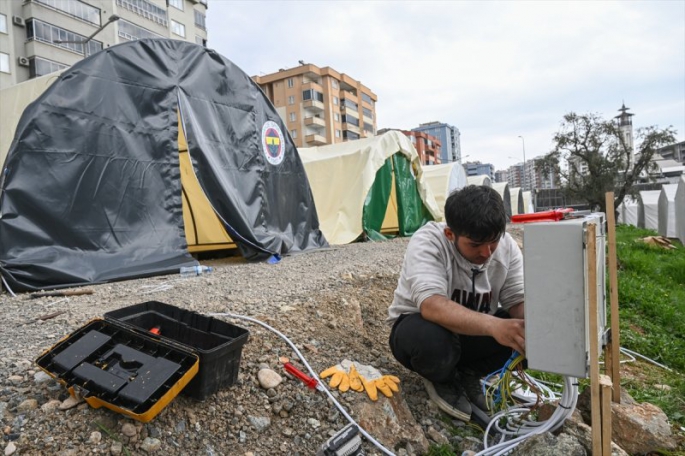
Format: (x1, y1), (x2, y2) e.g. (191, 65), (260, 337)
(491, 318), (525, 355)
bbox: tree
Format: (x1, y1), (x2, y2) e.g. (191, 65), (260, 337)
(537, 112), (677, 214)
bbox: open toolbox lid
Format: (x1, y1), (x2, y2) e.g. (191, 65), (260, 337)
(36, 319), (199, 422)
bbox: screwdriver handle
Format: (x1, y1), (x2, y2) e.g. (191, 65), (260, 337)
(283, 362), (318, 389)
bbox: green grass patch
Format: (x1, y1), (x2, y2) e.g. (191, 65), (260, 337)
(614, 224), (685, 427)
(615, 225), (685, 372)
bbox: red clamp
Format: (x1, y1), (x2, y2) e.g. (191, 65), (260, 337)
(511, 208), (575, 224)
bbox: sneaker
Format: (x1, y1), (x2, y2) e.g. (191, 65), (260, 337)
(459, 368), (490, 413)
(422, 378), (472, 421)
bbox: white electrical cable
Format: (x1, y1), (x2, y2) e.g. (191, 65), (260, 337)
(472, 375), (578, 456)
(208, 312), (396, 456)
(619, 347), (673, 372)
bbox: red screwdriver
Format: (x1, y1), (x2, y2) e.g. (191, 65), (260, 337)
(283, 362), (324, 391)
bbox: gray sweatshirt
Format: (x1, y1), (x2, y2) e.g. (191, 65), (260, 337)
(387, 221), (524, 324)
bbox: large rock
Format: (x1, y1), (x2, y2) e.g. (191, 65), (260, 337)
(354, 392), (429, 454)
(562, 410), (629, 456)
(577, 388), (677, 454)
(509, 432), (586, 456)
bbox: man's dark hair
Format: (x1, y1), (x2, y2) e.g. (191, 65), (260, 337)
(444, 185), (506, 242)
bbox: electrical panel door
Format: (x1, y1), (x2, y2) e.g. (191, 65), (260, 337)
(523, 213), (606, 378)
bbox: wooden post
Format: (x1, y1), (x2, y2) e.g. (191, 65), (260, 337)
(587, 223), (603, 455)
(605, 192), (621, 403)
(600, 374), (614, 455)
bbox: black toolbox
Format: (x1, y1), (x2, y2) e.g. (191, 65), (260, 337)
(36, 319), (200, 422)
(36, 301), (249, 421)
(104, 301), (249, 400)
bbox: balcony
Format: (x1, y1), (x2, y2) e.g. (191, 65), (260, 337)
(303, 99), (324, 112)
(302, 81), (323, 93)
(304, 116), (326, 129)
(305, 134), (327, 145)
(342, 122), (360, 134)
(341, 90), (358, 103)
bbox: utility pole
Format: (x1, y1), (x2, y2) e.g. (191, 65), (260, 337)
(518, 135), (527, 191)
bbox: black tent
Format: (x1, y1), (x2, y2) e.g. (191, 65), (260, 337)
(0, 39), (328, 292)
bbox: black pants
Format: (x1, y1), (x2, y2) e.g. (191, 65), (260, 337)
(389, 310), (513, 384)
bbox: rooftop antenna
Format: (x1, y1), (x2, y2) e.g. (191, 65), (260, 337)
(298, 60), (305, 65)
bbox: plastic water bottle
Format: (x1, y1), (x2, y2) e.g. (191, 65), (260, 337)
(179, 265), (214, 277)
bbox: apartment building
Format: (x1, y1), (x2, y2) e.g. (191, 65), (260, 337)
(377, 128), (441, 165)
(411, 121), (461, 163)
(464, 161), (494, 180)
(253, 63), (377, 148)
(0, 0), (208, 90)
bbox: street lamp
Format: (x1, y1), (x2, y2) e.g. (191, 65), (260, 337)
(54, 14), (120, 58)
(518, 135), (527, 191)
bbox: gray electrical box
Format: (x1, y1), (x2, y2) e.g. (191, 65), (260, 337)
(523, 213), (606, 378)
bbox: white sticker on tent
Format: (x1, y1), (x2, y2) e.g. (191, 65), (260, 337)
(261, 121), (285, 166)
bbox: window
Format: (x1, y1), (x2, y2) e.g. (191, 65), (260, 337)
(341, 98), (358, 112)
(343, 131), (360, 140)
(0, 53), (9, 73)
(290, 129), (297, 138)
(0, 14), (7, 34)
(116, 0), (168, 26)
(171, 20), (185, 37)
(287, 78), (294, 88)
(333, 96), (338, 106)
(335, 129), (341, 138)
(334, 113), (340, 122)
(289, 112), (296, 122)
(169, 0), (183, 10)
(361, 92), (374, 105)
(195, 35), (206, 46)
(331, 79), (339, 89)
(341, 115), (359, 127)
(302, 89), (323, 103)
(287, 95), (295, 105)
(27, 19), (103, 56)
(362, 107), (373, 119)
(363, 122), (374, 133)
(194, 10), (206, 30)
(35, 0), (101, 26)
(29, 56), (68, 78)
(118, 19), (163, 41)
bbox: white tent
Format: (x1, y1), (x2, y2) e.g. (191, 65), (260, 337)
(638, 190), (661, 231)
(675, 176), (685, 245)
(1, 71), (64, 169)
(299, 131), (441, 245)
(492, 182), (512, 219)
(467, 175), (491, 187)
(658, 184), (678, 238)
(422, 162), (468, 220)
(509, 187), (524, 215)
(617, 195), (639, 227)
(522, 191), (534, 214)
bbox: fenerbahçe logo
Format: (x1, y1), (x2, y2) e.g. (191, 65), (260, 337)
(261, 121), (285, 166)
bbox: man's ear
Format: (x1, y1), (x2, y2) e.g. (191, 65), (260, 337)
(444, 227), (456, 242)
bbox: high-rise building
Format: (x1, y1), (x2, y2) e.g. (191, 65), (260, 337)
(253, 63), (377, 148)
(463, 161), (494, 180)
(378, 128), (441, 165)
(494, 169), (509, 184)
(411, 121), (461, 163)
(0, 0), (208, 90)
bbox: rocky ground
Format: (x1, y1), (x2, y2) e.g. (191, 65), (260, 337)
(1, 225), (681, 456)
(1, 235), (476, 456)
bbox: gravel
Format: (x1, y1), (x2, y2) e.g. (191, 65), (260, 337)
(0, 237), (454, 455)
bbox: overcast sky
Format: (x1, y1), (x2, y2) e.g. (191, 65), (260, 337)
(206, 1), (685, 171)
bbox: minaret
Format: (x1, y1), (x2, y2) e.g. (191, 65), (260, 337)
(614, 102), (635, 169)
